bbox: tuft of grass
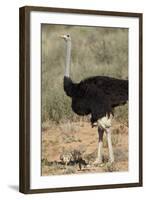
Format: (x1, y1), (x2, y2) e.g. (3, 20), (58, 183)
(59, 122), (79, 134)
(63, 166), (76, 174)
(114, 104), (128, 126)
(59, 122), (81, 143)
(41, 158), (49, 166)
(103, 162), (118, 172)
(62, 134), (81, 143)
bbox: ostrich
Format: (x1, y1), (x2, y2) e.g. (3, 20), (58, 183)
(61, 34), (128, 164)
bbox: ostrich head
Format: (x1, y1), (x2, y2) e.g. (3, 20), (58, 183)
(61, 34), (71, 42)
(61, 34), (72, 77)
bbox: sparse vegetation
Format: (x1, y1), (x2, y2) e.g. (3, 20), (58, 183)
(41, 25), (128, 123)
(41, 121), (128, 176)
(41, 25), (128, 176)
(103, 162), (118, 172)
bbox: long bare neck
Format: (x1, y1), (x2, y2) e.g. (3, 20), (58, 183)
(65, 40), (71, 77)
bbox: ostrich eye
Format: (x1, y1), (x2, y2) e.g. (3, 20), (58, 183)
(67, 34), (70, 37)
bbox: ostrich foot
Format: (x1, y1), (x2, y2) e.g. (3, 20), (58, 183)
(108, 157), (115, 163)
(93, 158), (103, 166)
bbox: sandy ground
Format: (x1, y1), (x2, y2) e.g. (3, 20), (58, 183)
(41, 120), (128, 176)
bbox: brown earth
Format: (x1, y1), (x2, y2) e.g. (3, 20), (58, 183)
(41, 120), (128, 176)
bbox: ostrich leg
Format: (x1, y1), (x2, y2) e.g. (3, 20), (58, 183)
(105, 128), (114, 163)
(94, 127), (104, 164)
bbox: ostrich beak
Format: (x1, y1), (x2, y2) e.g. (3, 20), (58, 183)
(60, 35), (66, 39)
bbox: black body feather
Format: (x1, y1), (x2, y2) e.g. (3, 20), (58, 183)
(64, 76), (128, 125)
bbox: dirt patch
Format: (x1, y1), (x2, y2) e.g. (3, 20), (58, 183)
(41, 120), (128, 176)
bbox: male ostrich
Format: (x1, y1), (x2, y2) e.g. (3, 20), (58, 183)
(61, 34), (128, 164)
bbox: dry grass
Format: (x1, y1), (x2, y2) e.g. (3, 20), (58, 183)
(41, 25), (128, 122)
